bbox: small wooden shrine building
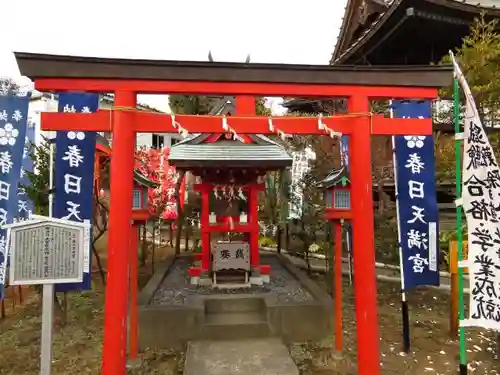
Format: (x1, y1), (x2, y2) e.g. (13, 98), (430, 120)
(168, 97), (292, 286)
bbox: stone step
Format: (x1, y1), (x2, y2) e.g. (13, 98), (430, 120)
(202, 311), (271, 340)
(184, 339), (300, 375)
(204, 297), (266, 314)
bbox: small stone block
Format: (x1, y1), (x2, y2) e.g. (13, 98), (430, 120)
(250, 276), (264, 285)
(198, 277), (212, 286)
(188, 267), (202, 277)
(260, 264), (271, 274)
(251, 267), (261, 277)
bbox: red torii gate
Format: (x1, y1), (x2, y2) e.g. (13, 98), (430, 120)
(15, 52), (452, 375)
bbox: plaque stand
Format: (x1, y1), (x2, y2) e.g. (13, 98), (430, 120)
(41, 141), (55, 375)
(41, 284), (54, 375)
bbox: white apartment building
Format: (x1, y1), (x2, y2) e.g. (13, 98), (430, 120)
(28, 93), (181, 149)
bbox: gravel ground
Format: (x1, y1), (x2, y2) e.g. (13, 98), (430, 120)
(151, 255), (314, 305)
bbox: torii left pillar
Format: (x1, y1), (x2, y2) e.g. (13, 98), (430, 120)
(102, 91), (137, 375)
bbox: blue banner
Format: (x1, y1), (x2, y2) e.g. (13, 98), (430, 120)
(17, 119), (36, 220)
(340, 135), (350, 173)
(393, 100), (440, 290)
(55, 93), (98, 292)
(339, 133), (353, 266)
(0, 94), (30, 299)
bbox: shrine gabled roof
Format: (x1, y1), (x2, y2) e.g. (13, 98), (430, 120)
(318, 167), (350, 189)
(331, 0), (500, 65)
(170, 95), (235, 148)
(168, 135), (292, 169)
(133, 170), (159, 188)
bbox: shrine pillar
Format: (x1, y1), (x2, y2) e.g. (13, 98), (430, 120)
(128, 222), (139, 361)
(201, 187), (210, 272)
(235, 95), (256, 114)
(102, 91), (137, 375)
(248, 186), (261, 284)
(348, 95), (380, 375)
(334, 221), (343, 352)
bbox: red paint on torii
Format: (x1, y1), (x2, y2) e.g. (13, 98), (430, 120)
(36, 77), (438, 375)
(39, 110), (432, 135)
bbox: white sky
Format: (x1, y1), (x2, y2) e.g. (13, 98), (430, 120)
(1, 0), (347, 112)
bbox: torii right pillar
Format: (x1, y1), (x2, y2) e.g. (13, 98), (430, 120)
(348, 95), (380, 374)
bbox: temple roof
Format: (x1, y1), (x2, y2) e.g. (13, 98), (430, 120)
(318, 167), (350, 189)
(169, 97), (292, 169)
(133, 170), (159, 188)
(331, 0), (500, 65)
(168, 134), (293, 169)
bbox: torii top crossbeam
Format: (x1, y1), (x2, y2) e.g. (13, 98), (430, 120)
(15, 53), (451, 137)
(15, 52), (453, 375)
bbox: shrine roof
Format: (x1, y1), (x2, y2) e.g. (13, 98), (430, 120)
(14, 52), (452, 88)
(168, 134), (292, 169)
(331, 0), (500, 65)
(318, 167), (350, 189)
(96, 133), (110, 149)
(133, 170), (159, 188)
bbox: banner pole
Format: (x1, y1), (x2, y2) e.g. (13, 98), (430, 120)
(453, 75), (467, 375)
(390, 102), (410, 353)
(391, 134), (410, 353)
(40, 140), (55, 375)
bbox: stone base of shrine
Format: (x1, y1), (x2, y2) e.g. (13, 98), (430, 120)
(187, 264), (270, 286)
(138, 252), (332, 349)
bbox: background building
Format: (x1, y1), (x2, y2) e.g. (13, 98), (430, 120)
(28, 92), (178, 149)
(331, 0), (499, 65)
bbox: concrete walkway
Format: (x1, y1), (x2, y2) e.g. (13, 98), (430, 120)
(183, 338), (299, 375)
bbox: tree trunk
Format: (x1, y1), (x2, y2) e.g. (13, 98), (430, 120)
(496, 333), (500, 358)
(151, 220), (156, 261)
(276, 225), (282, 253)
(174, 171), (186, 255)
(285, 223), (290, 252)
(92, 194), (108, 285)
(378, 178), (385, 214)
(184, 225), (190, 252)
(168, 222), (173, 247)
(141, 223), (148, 266)
(175, 218), (184, 255)
(92, 243), (106, 285)
(300, 221), (312, 275)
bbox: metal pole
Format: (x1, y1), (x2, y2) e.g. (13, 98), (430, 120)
(40, 141), (55, 375)
(345, 224), (353, 285)
(453, 74), (467, 375)
(40, 284), (54, 375)
(390, 105), (410, 354)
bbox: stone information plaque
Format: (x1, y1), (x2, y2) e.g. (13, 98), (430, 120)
(9, 221), (85, 285)
(213, 241), (250, 271)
